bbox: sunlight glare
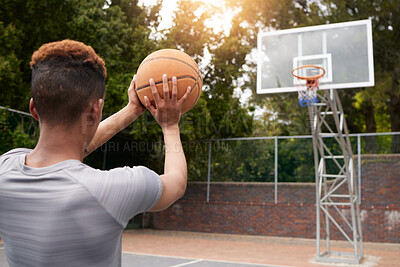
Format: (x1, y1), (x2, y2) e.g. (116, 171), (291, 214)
(139, 0), (233, 35)
(198, 0), (234, 35)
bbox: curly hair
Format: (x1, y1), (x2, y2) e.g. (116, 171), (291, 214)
(30, 39), (107, 126)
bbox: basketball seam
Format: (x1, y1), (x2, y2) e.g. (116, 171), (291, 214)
(139, 56), (201, 78)
(187, 76), (201, 111)
(136, 76), (196, 91)
(136, 75), (201, 112)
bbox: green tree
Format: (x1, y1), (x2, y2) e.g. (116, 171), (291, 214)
(0, 23), (24, 108)
(0, 0), (160, 112)
(224, 0), (312, 136)
(158, 0), (254, 140)
(0, 110), (38, 154)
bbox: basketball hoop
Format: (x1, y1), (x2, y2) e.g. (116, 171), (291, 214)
(292, 65), (325, 107)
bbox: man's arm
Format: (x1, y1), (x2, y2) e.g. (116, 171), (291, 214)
(85, 78), (145, 156)
(144, 74), (191, 212)
(150, 126), (187, 211)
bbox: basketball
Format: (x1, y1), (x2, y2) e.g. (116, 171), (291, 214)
(135, 49), (203, 114)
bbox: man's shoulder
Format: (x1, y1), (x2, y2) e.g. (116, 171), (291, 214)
(67, 164), (159, 184)
(0, 148), (31, 172)
(65, 165), (161, 206)
(0, 148), (32, 158)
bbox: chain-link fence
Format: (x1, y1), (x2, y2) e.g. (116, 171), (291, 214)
(1, 106), (399, 197)
(197, 133), (400, 183)
(96, 132), (400, 185)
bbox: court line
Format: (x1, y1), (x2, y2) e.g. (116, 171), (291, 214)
(0, 247), (293, 267)
(122, 251), (293, 267)
(169, 259), (203, 267)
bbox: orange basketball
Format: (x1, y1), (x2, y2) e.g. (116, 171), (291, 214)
(135, 49), (202, 114)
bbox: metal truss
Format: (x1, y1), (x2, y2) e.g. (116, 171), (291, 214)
(307, 89), (363, 264)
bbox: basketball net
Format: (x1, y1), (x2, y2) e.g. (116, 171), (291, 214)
(295, 79), (319, 107)
(292, 65), (325, 107)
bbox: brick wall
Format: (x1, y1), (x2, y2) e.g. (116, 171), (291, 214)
(145, 154), (400, 243)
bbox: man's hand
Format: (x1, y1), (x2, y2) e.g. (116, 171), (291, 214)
(126, 76), (146, 119)
(144, 74), (191, 132)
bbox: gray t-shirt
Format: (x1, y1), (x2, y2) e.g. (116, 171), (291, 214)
(0, 148), (162, 267)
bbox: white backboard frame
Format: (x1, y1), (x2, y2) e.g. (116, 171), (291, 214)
(257, 19), (374, 94)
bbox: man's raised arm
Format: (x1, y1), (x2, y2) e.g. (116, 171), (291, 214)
(85, 78), (145, 156)
(144, 74), (191, 211)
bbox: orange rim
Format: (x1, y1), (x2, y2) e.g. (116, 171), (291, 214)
(291, 65), (325, 80)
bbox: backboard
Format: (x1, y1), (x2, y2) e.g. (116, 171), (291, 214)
(257, 19), (374, 94)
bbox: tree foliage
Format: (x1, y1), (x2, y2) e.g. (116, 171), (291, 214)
(0, 0), (255, 178)
(1, 0), (398, 182)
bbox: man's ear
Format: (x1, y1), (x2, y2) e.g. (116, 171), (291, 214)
(91, 98), (104, 123)
(29, 98), (40, 121)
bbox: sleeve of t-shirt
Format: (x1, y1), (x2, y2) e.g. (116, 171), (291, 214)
(0, 148), (32, 174)
(72, 165), (162, 227)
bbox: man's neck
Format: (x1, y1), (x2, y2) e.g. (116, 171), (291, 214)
(26, 123), (89, 168)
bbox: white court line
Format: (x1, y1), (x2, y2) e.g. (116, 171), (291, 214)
(1, 248), (292, 267)
(169, 259), (203, 267)
(122, 251), (293, 267)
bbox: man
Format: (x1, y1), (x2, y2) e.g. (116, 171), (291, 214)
(0, 39), (191, 266)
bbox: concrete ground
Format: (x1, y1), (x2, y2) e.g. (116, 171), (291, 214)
(1, 230), (399, 266)
(122, 229), (400, 267)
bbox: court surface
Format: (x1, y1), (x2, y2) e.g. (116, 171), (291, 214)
(1, 229), (399, 266)
(0, 247), (280, 267)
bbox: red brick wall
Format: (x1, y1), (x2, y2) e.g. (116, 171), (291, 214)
(145, 154), (400, 243)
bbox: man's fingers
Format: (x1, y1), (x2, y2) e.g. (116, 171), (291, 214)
(144, 96), (156, 114)
(171, 76), (178, 102)
(178, 86), (191, 105)
(131, 75), (136, 86)
(130, 76), (140, 97)
(128, 75), (135, 92)
(149, 78), (161, 107)
(162, 74), (170, 100)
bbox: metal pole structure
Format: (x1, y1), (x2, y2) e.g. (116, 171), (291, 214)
(357, 134), (362, 205)
(207, 141), (212, 203)
(308, 103), (321, 257)
(274, 137), (278, 204)
(309, 89), (363, 264)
